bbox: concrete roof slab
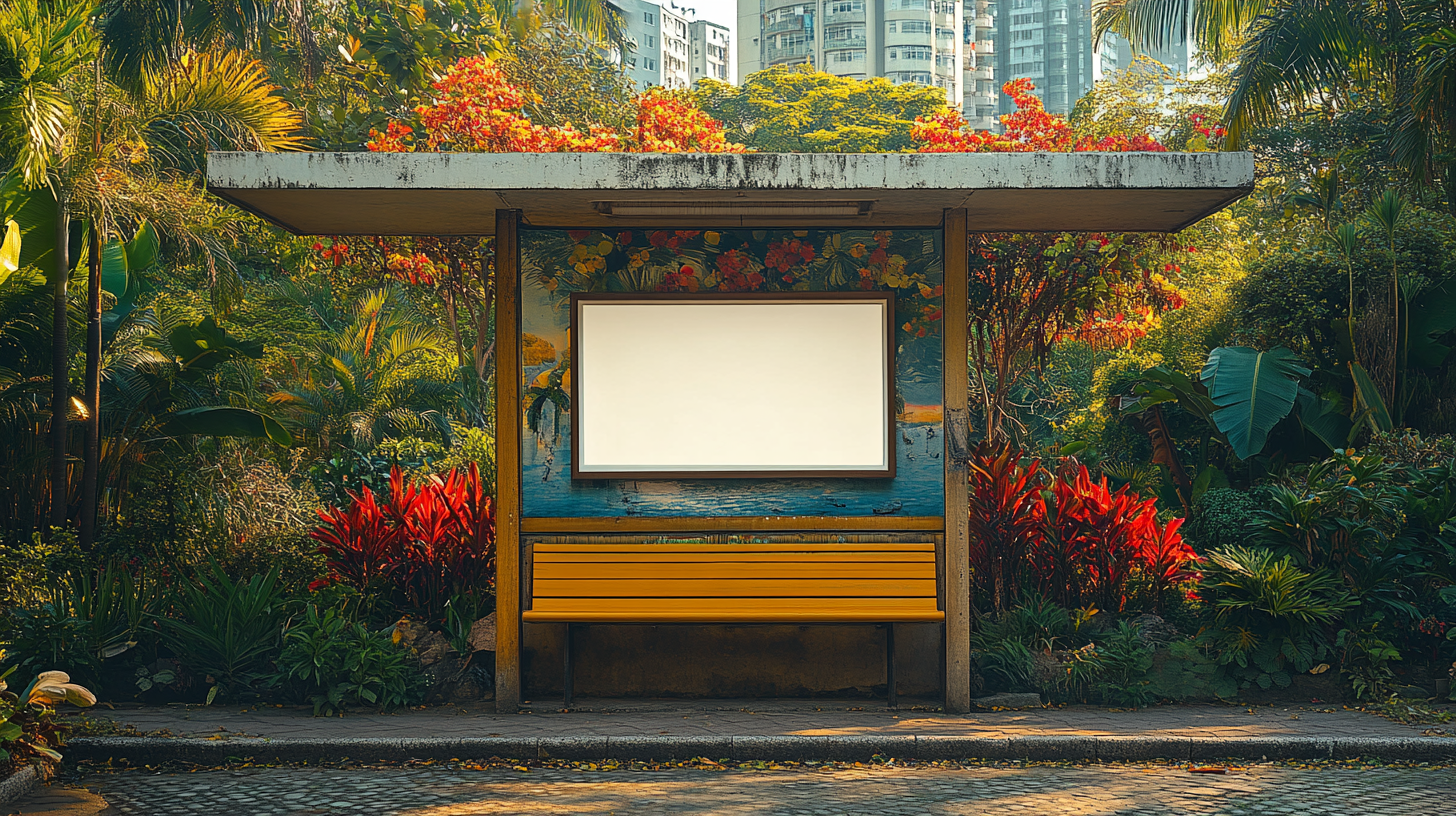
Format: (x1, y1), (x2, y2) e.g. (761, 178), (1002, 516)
(207, 151), (1254, 235)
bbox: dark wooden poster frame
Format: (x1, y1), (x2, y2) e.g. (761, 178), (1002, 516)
(568, 291), (897, 480)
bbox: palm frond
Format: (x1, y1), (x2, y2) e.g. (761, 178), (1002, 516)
(143, 50), (306, 167)
(1223, 1), (1374, 148)
(0, 0), (95, 186)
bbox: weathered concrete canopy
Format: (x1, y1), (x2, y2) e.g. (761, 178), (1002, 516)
(207, 151), (1254, 235)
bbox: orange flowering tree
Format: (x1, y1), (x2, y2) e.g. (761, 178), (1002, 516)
(914, 79), (1188, 443)
(318, 58), (742, 397)
(912, 78), (1167, 153)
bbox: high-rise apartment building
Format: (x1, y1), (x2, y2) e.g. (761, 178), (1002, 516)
(737, 0), (966, 109)
(619, 0), (728, 89)
(691, 19), (732, 82)
(962, 0), (997, 129)
(989, 0), (1128, 117)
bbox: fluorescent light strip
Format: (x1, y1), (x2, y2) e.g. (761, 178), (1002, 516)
(595, 201), (874, 218)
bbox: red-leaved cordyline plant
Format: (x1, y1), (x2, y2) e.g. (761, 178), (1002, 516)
(967, 444), (1200, 615)
(967, 443), (1046, 614)
(310, 465), (496, 621)
(1139, 516), (1200, 613)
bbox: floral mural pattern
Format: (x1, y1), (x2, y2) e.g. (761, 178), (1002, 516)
(519, 227), (947, 518)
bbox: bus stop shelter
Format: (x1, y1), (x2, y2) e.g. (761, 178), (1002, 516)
(209, 151), (1254, 713)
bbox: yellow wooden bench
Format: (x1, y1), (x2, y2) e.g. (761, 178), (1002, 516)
(521, 542), (945, 706)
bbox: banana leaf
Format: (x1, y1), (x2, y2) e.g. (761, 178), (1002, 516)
(1349, 362), (1393, 433)
(160, 406), (293, 446)
(1407, 282), (1456, 370)
(1200, 346), (1310, 460)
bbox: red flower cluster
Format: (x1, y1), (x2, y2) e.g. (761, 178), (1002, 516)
(715, 248), (765, 291)
(387, 252), (437, 286)
(366, 58), (741, 155)
(967, 444), (1199, 613)
(313, 239), (351, 267)
(1189, 113), (1227, 140)
(646, 230), (701, 251)
(912, 79), (1167, 153)
(764, 238), (816, 274)
(310, 465), (496, 620)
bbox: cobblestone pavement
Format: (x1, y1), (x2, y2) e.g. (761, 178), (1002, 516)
(76, 699), (1434, 743)
(45, 764), (1454, 815)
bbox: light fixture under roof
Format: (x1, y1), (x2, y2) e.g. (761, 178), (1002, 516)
(593, 200), (874, 219)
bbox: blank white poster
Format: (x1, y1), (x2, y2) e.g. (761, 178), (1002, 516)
(574, 297), (891, 477)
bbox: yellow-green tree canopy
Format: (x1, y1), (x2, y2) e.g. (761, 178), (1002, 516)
(692, 64), (953, 153)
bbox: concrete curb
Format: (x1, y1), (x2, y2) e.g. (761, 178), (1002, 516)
(66, 735), (1456, 765)
(0, 764), (44, 806)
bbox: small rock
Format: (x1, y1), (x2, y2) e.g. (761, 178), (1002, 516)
(971, 692), (1042, 710)
(1128, 614), (1180, 646)
(468, 613), (497, 653)
(393, 619), (453, 667)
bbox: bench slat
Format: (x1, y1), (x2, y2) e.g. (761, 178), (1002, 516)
(532, 542), (935, 553)
(523, 596), (943, 622)
(534, 551), (936, 564)
(533, 578), (938, 598)
(534, 562), (935, 580)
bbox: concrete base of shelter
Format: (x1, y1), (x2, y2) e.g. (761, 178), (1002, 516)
(522, 622), (943, 699)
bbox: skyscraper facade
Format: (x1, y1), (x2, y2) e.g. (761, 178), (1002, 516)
(990, 0), (1128, 117)
(691, 19), (732, 83)
(619, 0), (729, 89)
(737, 0), (968, 109)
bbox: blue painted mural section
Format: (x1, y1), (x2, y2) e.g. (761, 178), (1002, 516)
(519, 227), (945, 518)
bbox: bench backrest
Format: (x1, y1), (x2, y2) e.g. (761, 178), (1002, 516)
(522, 542), (944, 623)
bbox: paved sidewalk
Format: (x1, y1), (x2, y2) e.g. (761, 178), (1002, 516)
(62, 698), (1456, 765)
(75, 698), (1435, 742)
(29, 764), (1456, 815)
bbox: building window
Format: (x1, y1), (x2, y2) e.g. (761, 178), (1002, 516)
(899, 20), (932, 34)
(644, 12), (654, 23)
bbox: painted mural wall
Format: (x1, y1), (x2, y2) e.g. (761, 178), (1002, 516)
(519, 227), (945, 518)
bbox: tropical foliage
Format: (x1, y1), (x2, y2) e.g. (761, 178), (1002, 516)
(0, 0), (1452, 716)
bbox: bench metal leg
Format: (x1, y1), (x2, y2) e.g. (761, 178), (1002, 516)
(886, 623), (897, 709)
(563, 623), (574, 709)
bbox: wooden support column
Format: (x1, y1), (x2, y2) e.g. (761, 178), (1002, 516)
(494, 210), (523, 713)
(942, 208), (972, 714)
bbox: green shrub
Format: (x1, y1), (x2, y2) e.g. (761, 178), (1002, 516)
(272, 605), (424, 716)
(1094, 622), (1156, 707)
(157, 565), (289, 703)
(1198, 546), (1355, 690)
(1146, 639), (1229, 701)
(1, 606), (98, 692)
(1185, 488), (1265, 552)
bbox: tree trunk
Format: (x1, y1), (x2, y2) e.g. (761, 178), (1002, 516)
(50, 201), (70, 531)
(81, 225), (102, 548)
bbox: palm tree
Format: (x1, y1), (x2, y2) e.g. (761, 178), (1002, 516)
(0, 0), (94, 530)
(0, 0), (303, 541)
(269, 286), (457, 453)
(1093, 0), (1456, 212)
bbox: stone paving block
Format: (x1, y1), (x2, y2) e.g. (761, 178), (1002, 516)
(1189, 737), (1332, 760)
(813, 735), (917, 761)
(1010, 735), (1097, 760)
(1330, 737), (1456, 761)
(1095, 735), (1191, 761)
(730, 736), (818, 761)
(0, 764), (42, 807)
(446, 737), (540, 760)
(538, 736), (609, 760)
(604, 736), (732, 761)
(912, 736), (1015, 760)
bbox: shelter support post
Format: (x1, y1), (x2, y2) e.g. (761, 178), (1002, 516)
(495, 209), (523, 713)
(885, 623), (896, 708)
(942, 209), (972, 714)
